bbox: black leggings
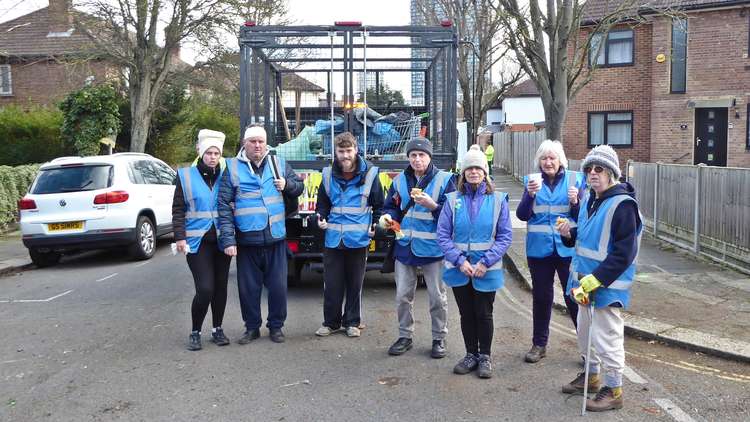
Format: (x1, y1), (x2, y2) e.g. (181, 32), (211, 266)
(452, 283), (496, 356)
(187, 241), (232, 332)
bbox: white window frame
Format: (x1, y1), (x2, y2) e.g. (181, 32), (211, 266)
(0, 64), (12, 95)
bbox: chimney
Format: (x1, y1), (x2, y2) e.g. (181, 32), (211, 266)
(48, 0), (72, 35)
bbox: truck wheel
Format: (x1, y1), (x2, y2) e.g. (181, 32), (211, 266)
(287, 259), (304, 287)
(129, 216), (156, 260)
(29, 248), (61, 268)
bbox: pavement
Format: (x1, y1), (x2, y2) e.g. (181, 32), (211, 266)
(492, 170), (750, 363)
(2, 242), (748, 421)
(0, 228), (33, 276)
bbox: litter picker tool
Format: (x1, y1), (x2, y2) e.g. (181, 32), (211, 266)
(579, 272), (594, 416)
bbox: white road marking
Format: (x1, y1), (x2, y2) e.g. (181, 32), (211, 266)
(134, 261), (150, 268)
(654, 398), (696, 422)
(12, 289), (74, 303)
(96, 273), (118, 282)
(623, 366), (648, 384)
(499, 287), (649, 385)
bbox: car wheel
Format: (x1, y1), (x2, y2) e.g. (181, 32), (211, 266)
(29, 248), (61, 268)
(129, 216), (156, 260)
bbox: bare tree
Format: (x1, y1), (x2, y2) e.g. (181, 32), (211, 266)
(498, 0), (666, 141)
(74, 0), (292, 152)
(415, 0), (522, 142)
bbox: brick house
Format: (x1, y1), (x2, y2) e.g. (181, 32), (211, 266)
(563, 0), (750, 168)
(0, 0), (119, 107)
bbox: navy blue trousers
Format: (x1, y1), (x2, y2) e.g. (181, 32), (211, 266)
(528, 254), (578, 347)
(236, 241), (287, 331)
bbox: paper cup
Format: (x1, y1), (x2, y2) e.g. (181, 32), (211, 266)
(528, 173), (542, 185)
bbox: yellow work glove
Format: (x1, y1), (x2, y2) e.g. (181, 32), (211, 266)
(571, 286), (590, 306)
(580, 274), (602, 293)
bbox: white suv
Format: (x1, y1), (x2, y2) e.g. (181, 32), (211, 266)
(18, 153), (176, 267)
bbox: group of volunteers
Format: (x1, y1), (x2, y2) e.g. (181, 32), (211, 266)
(173, 124), (641, 413)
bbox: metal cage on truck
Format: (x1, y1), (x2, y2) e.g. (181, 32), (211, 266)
(238, 22), (459, 283)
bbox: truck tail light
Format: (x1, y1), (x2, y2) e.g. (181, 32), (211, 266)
(18, 197), (37, 211)
(94, 190), (129, 204)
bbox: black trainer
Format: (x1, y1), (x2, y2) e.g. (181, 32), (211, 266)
(187, 332), (201, 351)
(237, 328), (260, 345)
(269, 328), (286, 343)
(388, 337), (413, 356)
(431, 339), (447, 359)
(477, 354), (493, 378)
(453, 353), (478, 374)
(211, 328), (230, 346)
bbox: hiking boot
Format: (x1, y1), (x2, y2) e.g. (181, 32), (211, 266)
(477, 354), (493, 378)
(586, 386), (624, 412)
(187, 332), (201, 351)
(210, 328), (230, 346)
(453, 353), (479, 375)
(345, 326), (361, 337)
(524, 345), (546, 363)
(388, 337), (413, 356)
(315, 326), (340, 337)
(269, 328), (286, 343)
(431, 339), (447, 359)
(237, 328), (260, 345)
(562, 371), (601, 394)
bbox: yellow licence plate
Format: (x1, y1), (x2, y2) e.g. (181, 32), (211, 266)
(48, 221), (83, 232)
(369, 240), (376, 252)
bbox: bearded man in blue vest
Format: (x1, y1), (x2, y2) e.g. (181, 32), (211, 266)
(314, 132), (384, 338)
(217, 125), (303, 344)
(557, 145), (642, 412)
(381, 137), (456, 359)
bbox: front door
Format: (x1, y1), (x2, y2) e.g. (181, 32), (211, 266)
(694, 108), (727, 166)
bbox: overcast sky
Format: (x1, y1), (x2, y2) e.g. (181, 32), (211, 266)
(0, 0), (416, 100)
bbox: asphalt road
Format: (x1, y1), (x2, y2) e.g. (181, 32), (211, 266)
(0, 241), (748, 421)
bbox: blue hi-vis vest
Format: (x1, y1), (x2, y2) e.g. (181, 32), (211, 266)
(524, 170), (585, 258)
(225, 156), (286, 239)
(568, 191), (643, 309)
(178, 166), (222, 253)
(322, 161), (379, 248)
(443, 190), (507, 292)
(395, 170), (452, 257)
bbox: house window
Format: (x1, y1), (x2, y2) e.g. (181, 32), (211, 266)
(589, 29), (634, 67)
(588, 111), (633, 147)
(746, 104), (750, 149)
(0, 65), (11, 95)
(671, 18), (688, 93)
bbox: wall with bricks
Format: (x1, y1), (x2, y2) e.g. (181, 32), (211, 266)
(566, 8), (750, 169)
(563, 24), (653, 173)
(650, 9), (750, 168)
(0, 59), (114, 108)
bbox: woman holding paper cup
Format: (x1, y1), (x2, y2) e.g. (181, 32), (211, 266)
(437, 145), (512, 379)
(172, 129), (231, 351)
(516, 140), (585, 363)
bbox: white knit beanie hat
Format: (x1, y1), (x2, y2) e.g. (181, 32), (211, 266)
(581, 145), (621, 180)
(197, 129), (225, 157)
(243, 125), (267, 141)
(462, 144), (488, 174)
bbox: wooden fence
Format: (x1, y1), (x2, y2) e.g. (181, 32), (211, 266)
(492, 129), (750, 273)
(627, 162), (750, 273)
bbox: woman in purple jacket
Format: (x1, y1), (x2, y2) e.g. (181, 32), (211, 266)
(437, 145), (512, 379)
(516, 140), (584, 363)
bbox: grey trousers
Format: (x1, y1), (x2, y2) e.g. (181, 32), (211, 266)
(394, 260), (448, 340)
